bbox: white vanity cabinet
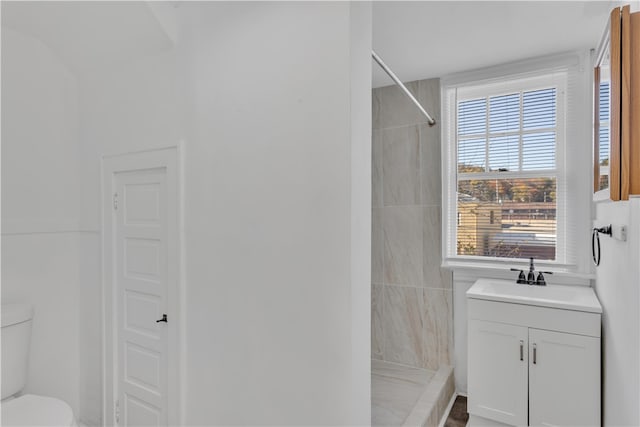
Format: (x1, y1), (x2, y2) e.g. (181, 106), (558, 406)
(467, 279), (602, 427)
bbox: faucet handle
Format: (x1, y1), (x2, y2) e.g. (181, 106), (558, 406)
(536, 272), (547, 286)
(536, 271), (554, 286)
(511, 268), (527, 284)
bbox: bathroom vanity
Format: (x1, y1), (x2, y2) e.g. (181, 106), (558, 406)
(466, 279), (602, 427)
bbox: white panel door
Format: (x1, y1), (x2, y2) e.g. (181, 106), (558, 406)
(468, 319), (528, 426)
(529, 328), (600, 427)
(116, 169), (168, 426)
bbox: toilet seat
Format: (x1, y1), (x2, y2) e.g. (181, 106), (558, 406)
(1, 394), (76, 426)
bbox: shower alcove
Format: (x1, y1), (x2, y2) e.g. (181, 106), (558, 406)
(371, 78), (455, 426)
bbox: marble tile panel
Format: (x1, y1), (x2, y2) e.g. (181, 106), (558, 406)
(383, 125), (421, 206)
(372, 88), (381, 130)
(371, 358), (388, 373)
(372, 284), (384, 360)
(440, 268), (453, 290)
(422, 289), (452, 370)
(372, 208), (384, 284)
(423, 206), (443, 288)
(372, 372), (423, 426)
(403, 366), (454, 427)
(419, 123), (442, 206)
(426, 366), (454, 427)
(436, 370), (456, 426)
(384, 206), (424, 287)
(372, 359), (434, 385)
(373, 398), (407, 427)
(373, 81), (430, 130)
(383, 286), (424, 367)
(373, 129), (383, 208)
(425, 267), (454, 292)
(417, 79), (441, 122)
(424, 408), (439, 427)
(402, 386), (438, 427)
(372, 360), (435, 426)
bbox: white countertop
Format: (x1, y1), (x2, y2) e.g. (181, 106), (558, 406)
(466, 278), (603, 313)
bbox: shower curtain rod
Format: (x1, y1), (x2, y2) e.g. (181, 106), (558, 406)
(372, 50), (436, 127)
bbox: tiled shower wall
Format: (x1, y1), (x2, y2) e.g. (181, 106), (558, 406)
(371, 78), (453, 371)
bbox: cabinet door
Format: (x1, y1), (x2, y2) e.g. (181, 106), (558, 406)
(529, 329), (600, 426)
(468, 320), (528, 426)
(595, 5), (640, 200)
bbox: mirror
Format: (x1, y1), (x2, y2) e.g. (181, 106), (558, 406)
(594, 27), (611, 194)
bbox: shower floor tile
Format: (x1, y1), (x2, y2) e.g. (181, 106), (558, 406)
(372, 359), (435, 426)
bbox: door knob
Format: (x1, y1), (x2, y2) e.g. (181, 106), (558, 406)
(156, 314), (167, 323)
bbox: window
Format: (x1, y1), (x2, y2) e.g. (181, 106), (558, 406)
(597, 79), (610, 191)
(442, 60), (589, 268)
(454, 79), (560, 261)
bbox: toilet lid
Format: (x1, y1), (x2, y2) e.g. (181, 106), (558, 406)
(2, 394), (75, 426)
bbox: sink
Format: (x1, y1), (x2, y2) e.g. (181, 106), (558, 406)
(467, 278), (602, 313)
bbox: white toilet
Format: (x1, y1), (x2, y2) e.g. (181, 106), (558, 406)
(1, 304), (77, 427)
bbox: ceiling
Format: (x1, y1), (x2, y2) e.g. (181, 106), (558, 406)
(1, 1), (173, 76)
(372, 1), (621, 88)
(1, 1), (621, 84)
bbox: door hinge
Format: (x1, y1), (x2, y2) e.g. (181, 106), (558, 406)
(115, 399), (120, 423)
(113, 192), (118, 210)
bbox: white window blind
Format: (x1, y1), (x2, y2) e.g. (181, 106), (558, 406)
(442, 59), (589, 269)
(598, 80), (610, 190)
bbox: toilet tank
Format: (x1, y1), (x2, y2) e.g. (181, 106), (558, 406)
(1, 304), (33, 400)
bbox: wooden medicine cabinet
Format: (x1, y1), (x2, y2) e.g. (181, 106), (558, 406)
(594, 5), (640, 201)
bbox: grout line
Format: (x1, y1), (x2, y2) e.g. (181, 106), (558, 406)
(378, 283), (452, 291)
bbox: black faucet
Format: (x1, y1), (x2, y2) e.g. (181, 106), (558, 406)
(511, 257), (552, 286)
(527, 257), (536, 284)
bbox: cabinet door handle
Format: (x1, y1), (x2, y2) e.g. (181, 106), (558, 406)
(533, 343), (537, 364)
(519, 340), (524, 361)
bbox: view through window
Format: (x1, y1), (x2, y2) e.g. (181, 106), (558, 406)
(456, 86), (558, 260)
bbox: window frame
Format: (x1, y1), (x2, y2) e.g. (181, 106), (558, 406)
(443, 71), (569, 268)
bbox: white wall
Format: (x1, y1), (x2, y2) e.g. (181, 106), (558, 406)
(594, 199), (640, 427)
(177, 3), (370, 424)
(77, 2), (371, 424)
(4, 3), (371, 425)
(350, 2), (373, 421)
(1, 27), (81, 229)
(1, 26), (81, 415)
(78, 50), (180, 230)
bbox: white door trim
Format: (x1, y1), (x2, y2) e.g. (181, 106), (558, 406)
(102, 146), (183, 426)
